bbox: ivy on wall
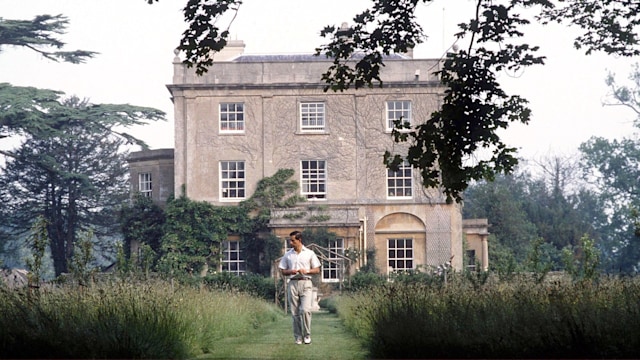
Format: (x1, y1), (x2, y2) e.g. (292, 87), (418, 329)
(157, 194), (251, 277)
(121, 169), (304, 278)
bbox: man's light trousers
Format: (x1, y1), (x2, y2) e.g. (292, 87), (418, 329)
(287, 278), (313, 340)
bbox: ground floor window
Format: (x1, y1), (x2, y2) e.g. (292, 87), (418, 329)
(466, 249), (477, 271)
(388, 238), (413, 272)
(222, 240), (245, 274)
(322, 238), (344, 282)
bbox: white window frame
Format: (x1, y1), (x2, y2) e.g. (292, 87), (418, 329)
(219, 102), (245, 133)
(138, 173), (152, 198)
(220, 161), (246, 201)
(387, 238), (414, 273)
(387, 160), (413, 199)
(222, 240), (245, 274)
(301, 160), (327, 200)
(386, 100), (412, 131)
(322, 238), (344, 283)
(300, 102), (325, 132)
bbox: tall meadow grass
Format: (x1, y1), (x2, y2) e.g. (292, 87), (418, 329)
(335, 275), (640, 359)
(0, 279), (280, 359)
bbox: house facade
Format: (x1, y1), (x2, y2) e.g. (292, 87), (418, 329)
(127, 148), (175, 207)
(129, 40), (489, 279)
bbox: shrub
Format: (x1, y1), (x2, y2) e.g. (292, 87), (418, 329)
(334, 276), (640, 359)
(203, 272), (276, 301)
(342, 270), (386, 291)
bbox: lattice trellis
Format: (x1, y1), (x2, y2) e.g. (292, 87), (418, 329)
(365, 208), (375, 252)
(425, 205), (451, 267)
(365, 205), (453, 271)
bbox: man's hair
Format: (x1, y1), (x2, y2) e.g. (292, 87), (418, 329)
(290, 230), (302, 241)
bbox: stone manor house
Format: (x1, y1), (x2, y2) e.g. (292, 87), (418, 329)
(128, 40), (489, 281)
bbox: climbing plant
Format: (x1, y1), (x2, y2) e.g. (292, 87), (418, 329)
(239, 168), (305, 274)
(152, 169), (302, 279)
(157, 194), (251, 278)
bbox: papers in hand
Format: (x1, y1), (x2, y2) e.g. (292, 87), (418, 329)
(290, 270), (307, 280)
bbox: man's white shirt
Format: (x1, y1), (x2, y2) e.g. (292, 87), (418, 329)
(279, 245), (321, 280)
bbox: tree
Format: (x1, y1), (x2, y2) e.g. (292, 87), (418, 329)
(541, 0), (640, 57)
(463, 159), (602, 271)
(463, 171), (539, 266)
(525, 155), (598, 250)
(580, 136), (640, 272)
(0, 84), (164, 154)
(152, 0), (640, 202)
(118, 193), (166, 267)
(0, 14), (96, 64)
(0, 96), (163, 276)
(604, 62), (640, 118)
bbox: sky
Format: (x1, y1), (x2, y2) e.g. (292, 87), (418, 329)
(1, 0), (638, 161)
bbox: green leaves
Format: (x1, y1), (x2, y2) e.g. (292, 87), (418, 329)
(178, 0), (243, 75)
(159, 195), (251, 277)
(0, 84), (165, 152)
(316, 0), (426, 92)
(541, 0), (640, 56)
(165, 0), (639, 202)
(384, 1), (544, 202)
(0, 14), (97, 63)
(0, 88), (164, 276)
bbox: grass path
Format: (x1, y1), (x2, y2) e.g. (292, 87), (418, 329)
(196, 310), (369, 360)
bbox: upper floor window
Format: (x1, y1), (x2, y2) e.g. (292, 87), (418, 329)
(386, 100), (411, 131)
(388, 238), (413, 273)
(387, 160), (412, 198)
(300, 102), (325, 132)
(220, 102), (244, 133)
(139, 173), (152, 198)
(322, 238), (344, 283)
(222, 240), (245, 275)
(301, 160), (326, 200)
(220, 161), (245, 200)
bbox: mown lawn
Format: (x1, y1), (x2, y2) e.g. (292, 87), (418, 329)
(196, 310), (369, 360)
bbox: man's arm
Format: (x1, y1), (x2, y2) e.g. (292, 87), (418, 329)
(297, 267), (320, 275)
(281, 268), (298, 276)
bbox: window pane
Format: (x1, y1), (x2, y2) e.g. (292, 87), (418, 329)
(220, 102), (245, 132)
(386, 100), (412, 130)
(221, 161), (246, 200)
(139, 173), (152, 197)
(301, 160), (327, 199)
(222, 240), (245, 275)
(300, 102), (325, 132)
(387, 161), (412, 199)
(388, 238), (414, 272)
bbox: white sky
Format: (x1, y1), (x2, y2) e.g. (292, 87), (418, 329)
(1, 0), (638, 160)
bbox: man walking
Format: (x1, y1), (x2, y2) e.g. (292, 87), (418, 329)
(279, 230), (321, 345)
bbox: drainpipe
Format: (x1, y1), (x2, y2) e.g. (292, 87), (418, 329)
(358, 222), (363, 268)
(360, 216), (368, 267)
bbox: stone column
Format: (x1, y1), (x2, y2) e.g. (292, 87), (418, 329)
(481, 235), (489, 271)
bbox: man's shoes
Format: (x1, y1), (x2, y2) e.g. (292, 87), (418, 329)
(295, 338), (303, 345)
(304, 336), (311, 344)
